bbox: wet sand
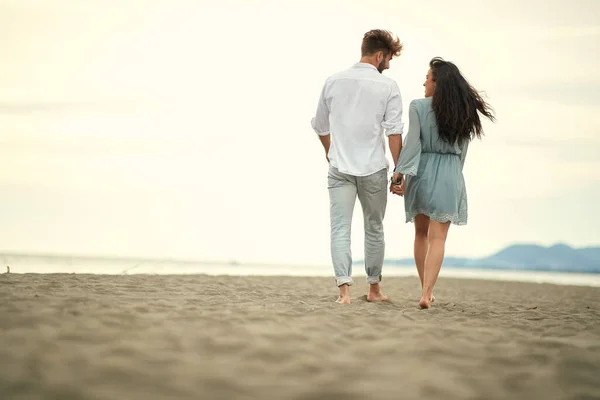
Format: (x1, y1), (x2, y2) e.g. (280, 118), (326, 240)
(0, 273), (599, 400)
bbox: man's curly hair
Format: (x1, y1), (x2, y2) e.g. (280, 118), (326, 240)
(361, 29), (403, 58)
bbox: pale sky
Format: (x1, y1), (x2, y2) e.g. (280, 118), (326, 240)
(1, 0), (599, 265)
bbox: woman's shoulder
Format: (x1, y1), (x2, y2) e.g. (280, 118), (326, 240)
(409, 97), (433, 117)
(409, 97), (432, 108)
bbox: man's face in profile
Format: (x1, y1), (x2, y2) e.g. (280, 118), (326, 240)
(377, 52), (392, 73)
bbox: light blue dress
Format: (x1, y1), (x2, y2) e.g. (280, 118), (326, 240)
(393, 97), (469, 225)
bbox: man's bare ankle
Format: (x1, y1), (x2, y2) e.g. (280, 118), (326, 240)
(369, 283), (382, 293)
(338, 283), (350, 297)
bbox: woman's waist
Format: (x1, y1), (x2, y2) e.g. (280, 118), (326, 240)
(421, 151), (460, 156)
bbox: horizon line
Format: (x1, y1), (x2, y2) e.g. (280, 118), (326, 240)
(0, 241), (597, 265)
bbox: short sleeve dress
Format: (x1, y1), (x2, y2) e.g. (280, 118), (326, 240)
(393, 97), (469, 225)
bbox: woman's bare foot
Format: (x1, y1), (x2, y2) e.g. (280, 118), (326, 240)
(335, 296), (351, 304)
(367, 284), (389, 302)
(419, 287), (435, 303)
(419, 296), (431, 309)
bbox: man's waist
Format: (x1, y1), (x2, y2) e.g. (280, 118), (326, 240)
(329, 158), (389, 177)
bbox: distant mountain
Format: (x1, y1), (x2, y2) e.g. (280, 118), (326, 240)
(356, 243), (600, 273)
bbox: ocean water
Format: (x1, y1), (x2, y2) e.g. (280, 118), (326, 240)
(3, 258), (600, 288)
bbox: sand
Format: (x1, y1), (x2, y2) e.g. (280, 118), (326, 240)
(0, 273), (599, 400)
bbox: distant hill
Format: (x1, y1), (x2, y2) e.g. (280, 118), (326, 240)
(357, 244), (600, 273)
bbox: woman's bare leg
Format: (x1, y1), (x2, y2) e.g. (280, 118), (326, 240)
(414, 215), (435, 302)
(419, 220), (451, 309)
(413, 214), (429, 289)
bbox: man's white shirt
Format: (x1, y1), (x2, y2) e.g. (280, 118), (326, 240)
(311, 62), (404, 176)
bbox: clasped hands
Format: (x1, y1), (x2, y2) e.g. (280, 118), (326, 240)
(389, 172), (405, 196)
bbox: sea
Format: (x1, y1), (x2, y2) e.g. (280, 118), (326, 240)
(3, 256), (600, 288)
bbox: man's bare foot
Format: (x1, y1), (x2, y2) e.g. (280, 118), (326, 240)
(367, 292), (389, 302)
(335, 296), (351, 304)
(367, 284), (389, 302)
(336, 284), (351, 304)
(419, 296), (431, 309)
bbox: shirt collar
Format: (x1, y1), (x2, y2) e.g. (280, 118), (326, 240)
(353, 62), (378, 71)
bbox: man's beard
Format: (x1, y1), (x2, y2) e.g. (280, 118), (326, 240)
(377, 59), (386, 73)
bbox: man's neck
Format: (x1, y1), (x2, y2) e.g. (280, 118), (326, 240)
(359, 56), (378, 68)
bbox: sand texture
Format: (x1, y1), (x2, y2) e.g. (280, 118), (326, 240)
(0, 273), (599, 400)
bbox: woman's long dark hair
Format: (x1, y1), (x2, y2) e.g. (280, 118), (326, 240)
(430, 57), (495, 146)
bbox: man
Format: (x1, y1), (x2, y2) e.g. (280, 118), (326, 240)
(311, 29), (404, 304)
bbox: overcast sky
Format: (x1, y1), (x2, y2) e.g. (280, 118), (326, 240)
(1, 0), (598, 265)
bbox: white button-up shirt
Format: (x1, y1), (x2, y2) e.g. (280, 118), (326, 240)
(311, 62), (404, 176)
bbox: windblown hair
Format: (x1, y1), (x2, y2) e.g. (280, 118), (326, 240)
(361, 29), (403, 58)
(429, 57), (495, 146)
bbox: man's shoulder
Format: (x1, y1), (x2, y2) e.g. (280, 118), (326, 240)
(366, 72), (400, 94)
(324, 69), (398, 93)
(377, 73), (397, 85)
(325, 66), (356, 82)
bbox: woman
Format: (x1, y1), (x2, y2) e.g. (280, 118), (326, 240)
(390, 57), (495, 309)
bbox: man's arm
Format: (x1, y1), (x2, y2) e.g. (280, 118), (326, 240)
(388, 134), (402, 167)
(319, 134), (331, 162)
(310, 81), (331, 162)
(382, 81), (404, 168)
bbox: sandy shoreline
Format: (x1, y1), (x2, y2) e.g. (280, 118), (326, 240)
(1, 273), (599, 399)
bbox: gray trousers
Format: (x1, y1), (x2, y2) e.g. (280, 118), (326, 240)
(327, 166), (388, 287)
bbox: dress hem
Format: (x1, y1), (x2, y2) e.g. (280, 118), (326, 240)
(405, 211), (467, 226)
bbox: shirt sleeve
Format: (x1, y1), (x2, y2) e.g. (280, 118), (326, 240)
(382, 81), (404, 136)
(310, 81), (331, 136)
(394, 100), (421, 176)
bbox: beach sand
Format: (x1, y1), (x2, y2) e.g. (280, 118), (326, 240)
(0, 273), (599, 400)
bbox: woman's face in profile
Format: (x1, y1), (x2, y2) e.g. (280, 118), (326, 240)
(423, 68), (435, 97)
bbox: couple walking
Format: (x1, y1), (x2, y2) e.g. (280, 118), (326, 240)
(310, 29), (495, 309)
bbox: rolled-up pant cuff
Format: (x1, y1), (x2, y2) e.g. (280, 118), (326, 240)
(335, 277), (354, 287)
(366, 275), (382, 285)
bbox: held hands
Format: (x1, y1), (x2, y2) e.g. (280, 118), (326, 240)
(389, 173), (405, 196)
